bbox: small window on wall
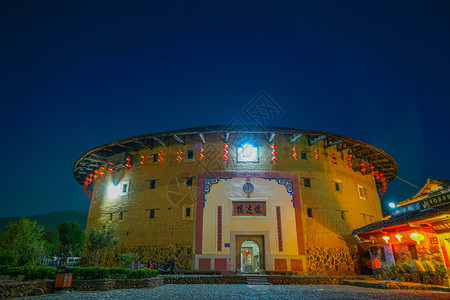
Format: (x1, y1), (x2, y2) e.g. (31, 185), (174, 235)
(121, 181), (129, 195)
(307, 208), (313, 218)
(186, 177), (193, 187)
(187, 150), (194, 159)
(358, 185), (365, 200)
(120, 212), (124, 220)
(182, 206), (193, 220)
(149, 180), (156, 190)
(335, 182), (342, 192)
(304, 178), (311, 187)
(149, 209), (155, 219)
(153, 154), (158, 162)
(340, 211), (346, 220)
(301, 151), (307, 160)
(109, 213), (113, 221)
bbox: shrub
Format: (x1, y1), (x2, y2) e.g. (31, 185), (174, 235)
(121, 252), (139, 268)
(0, 266), (56, 280)
(72, 267), (158, 279)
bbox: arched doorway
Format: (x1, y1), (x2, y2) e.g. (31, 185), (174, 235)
(240, 240), (260, 273)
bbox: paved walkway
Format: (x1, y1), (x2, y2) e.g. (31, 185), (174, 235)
(20, 284), (450, 299)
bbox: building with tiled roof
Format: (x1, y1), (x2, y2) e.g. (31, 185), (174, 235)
(74, 125), (397, 274)
(353, 179), (450, 274)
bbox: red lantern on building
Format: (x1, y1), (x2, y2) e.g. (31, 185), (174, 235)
(243, 250), (249, 256)
(141, 155), (147, 166)
(314, 149), (320, 160)
(271, 145), (278, 165)
(158, 152), (164, 164)
(360, 162), (366, 174)
(177, 150), (183, 164)
(198, 147), (204, 161)
(108, 161), (114, 172)
(292, 147), (299, 160)
(331, 153), (337, 165)
(99, 171), (104, 178)
(222, 144), (228, 163)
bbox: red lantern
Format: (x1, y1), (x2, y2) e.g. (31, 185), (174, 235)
(222, 144), (228, 163)
(198, 147), (204, 161)
(141, 155), (147, 166)
(177, 150), (183, 164)
(125, 162), (131, 169)
(370, 236), (376, 243)
(99, 166), (105, 171)
(158, 151), (164, 164)
(93, 174), (98, 180)
(361, 168), (366, 174)
(314, 149), (320, 160)
(271, 145), (277, 165)
(108, 167), (113, 172)
(109, 161), (114, 166)
(243, 250), (249, 256)
(331, 153), (337, 165)
(370, 165), (375, 170)
(94, 170), (99, 175)
(99, 171), (104, 177)
(292, 147), (299, 160)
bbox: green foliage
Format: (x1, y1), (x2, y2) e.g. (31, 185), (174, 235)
(383, 262), (447, 285)
(72, 267), (158, 279)
(84, 224), (119, 266)
(121, 252), (139, 268)
(0, 218), (48, 266)
(0, 265), (56, 280)
(58, 221), (84, 256)
(0, 249), (16, 266)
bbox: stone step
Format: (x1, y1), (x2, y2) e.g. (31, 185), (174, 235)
(246, 276), (271, 285)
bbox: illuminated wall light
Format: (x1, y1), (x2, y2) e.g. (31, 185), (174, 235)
(237, 144), (257, 162)
(108, 183), (122, 199)
(382, 236), (390, 244)
(395, 234), (403, 242)
(410, 232), (424, 245)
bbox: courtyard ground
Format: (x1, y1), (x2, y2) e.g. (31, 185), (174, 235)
(19, 284), (450, 299)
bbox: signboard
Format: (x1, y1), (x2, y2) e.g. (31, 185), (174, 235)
(232, 201), (266, 216)
(237, 144), (259, 162)
(224, 243), (230, 248)
(422, 192), (450, 209)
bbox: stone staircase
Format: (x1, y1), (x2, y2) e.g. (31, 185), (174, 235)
(245, 275), (271, 285)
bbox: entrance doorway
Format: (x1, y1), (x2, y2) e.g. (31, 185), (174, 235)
(235, 235), (264, 273)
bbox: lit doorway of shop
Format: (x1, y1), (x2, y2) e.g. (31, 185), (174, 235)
(240, 240), (260, 273)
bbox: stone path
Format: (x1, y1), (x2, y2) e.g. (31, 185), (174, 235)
(19, 284), (450, 299)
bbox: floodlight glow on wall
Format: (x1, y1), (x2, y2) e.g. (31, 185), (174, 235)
(237, 144), (258, 162)
(108, 183), (122, 199)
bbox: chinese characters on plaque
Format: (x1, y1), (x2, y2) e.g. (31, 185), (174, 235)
(232, 201), (266, 216)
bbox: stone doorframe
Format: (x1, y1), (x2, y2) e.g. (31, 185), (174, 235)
(230, 231), (269, 272)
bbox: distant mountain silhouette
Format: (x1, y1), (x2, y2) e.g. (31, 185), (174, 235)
(0, 211), (88, 233)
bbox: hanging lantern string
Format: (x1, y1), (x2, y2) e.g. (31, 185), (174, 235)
(378, 168), (421, 189)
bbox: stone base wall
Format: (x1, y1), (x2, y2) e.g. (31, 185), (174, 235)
(0, 278), (163, 299)
(306, 247), (358, 275)
(71, 278), (163, 291)
(0, 280), (53, 299)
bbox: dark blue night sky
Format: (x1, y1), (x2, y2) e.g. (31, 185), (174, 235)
(0, 1), (449, 217)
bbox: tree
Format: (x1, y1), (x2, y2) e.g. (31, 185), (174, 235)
(0, 218), (47, 266)
(84, 224), (119, 266)
(57, 221), (84, 256)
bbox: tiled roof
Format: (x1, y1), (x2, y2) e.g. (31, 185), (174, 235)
(352, 203), (450, 235)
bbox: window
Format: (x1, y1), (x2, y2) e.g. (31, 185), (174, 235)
(153, 154), (158, 162)
(341, 211), (346, 220)
(187, 150), (194, 159)
(150, 180), (156, 189)
(109, 213), (113, 221)
(301, 151), (307, 160)
(186, 207), (191, 217)
(120, 212), (124, 220)
(304, 178), (311, 187)
(335, 182), (342, 192)
(307, 208), (313, 218)
(186, 177), (193, 187)
(358, 185), (365, 200)
(149, 209), (155, 219)
(121, 181), (129, 195)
